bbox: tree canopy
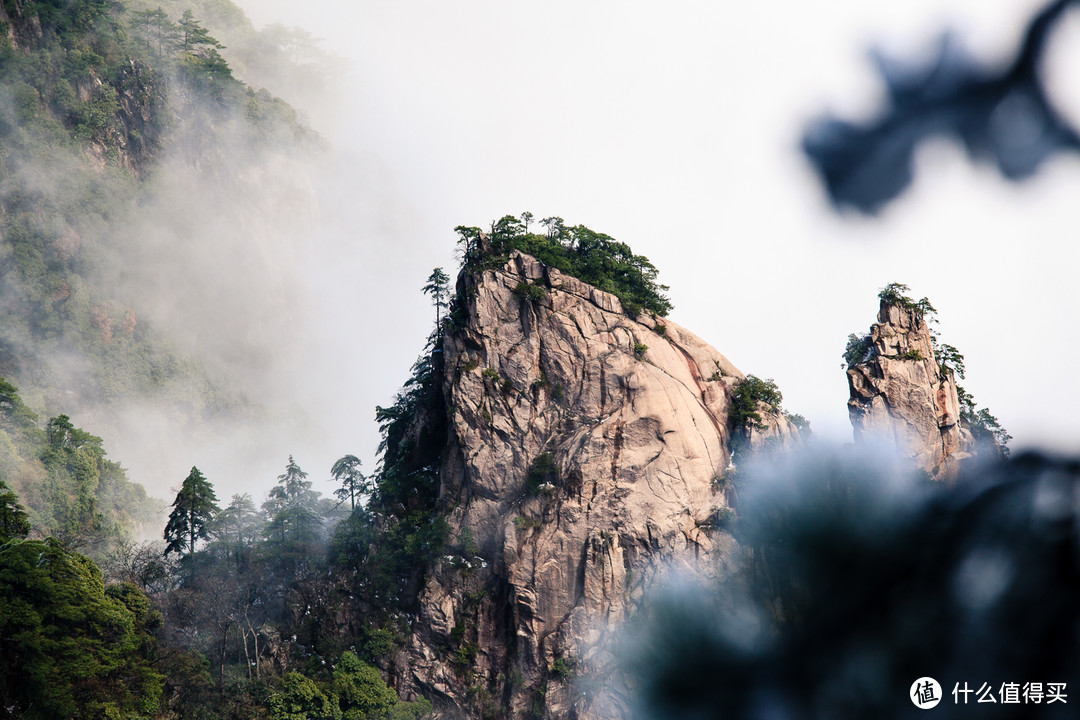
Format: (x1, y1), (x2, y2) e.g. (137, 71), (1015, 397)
(263, 455), (324, 551)
(729, 375), (784, 436)
(332, 454), (369, 511)
(164, 466), (220, 558)
(0, 479), (31, 541)
(0, 538), (163, 719)
(456, 213), (673, 317)
(422, 267), (451, 326)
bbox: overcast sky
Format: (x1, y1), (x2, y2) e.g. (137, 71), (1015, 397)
(225, 0), (1078, 494)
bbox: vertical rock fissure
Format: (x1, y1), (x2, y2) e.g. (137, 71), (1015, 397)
(847, 300), (973, 479)
(406, 250), (798, 718)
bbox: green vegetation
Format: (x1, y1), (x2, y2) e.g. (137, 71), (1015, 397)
(877, 282), (936, 317)
(135, 449), (432, 719)
(163, 465), (219, 558)
(550, 656), (575, 680)
(633, 342), (649, 361)
(455, 213), (672, 318)
(0, 480), (162, 718)
(525, 452), (559, 495)
(0, 0), (314, 430)
(842, 332), (873, 367)
(0, 478), (32, 540)
(0, 2), (441, 716)
(262, 455), (326, 569)
(513, 515), (543, 531)
(784, 412), (812, 434)
(529, 372), (563, 403)
(333, 650), (432, 719)
(729, 375), (784, 434)
(714, 506), (736, 530)
(1, 332), (435, 718)
(956, 384), (1012, 457)
(0, 378), (158, 556)
(513, 281), (547, 302)
(935, 342), (967, 379)
(848, 284), (1010, 458)
(422, 268), (451, 325)
(330, 288), (451, 612)
(331, 454), (369, 512)
(0, 537), (163, 719)
(261, 650), (431, 720)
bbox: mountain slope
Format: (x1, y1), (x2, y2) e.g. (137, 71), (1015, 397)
(396, 250), (800, 719)
(0, 0), (336, 498)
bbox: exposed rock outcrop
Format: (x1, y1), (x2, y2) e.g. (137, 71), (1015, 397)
(847, 300), (973, 479)
(402, 251), (798, 719)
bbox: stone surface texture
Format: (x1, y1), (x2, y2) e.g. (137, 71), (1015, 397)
(400, 252), (798, 719)
(847, 300), (974, 479)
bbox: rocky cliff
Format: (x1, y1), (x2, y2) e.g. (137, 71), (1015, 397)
(846, 300), (974, 479)
(401, 251), (799, 719)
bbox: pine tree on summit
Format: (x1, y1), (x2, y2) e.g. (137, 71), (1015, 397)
(164, 466), (220, 558)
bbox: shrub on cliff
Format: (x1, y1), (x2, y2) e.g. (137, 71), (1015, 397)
(878, 282), (936, 318)
(455, 213), (673, 317)
(729, 375), (783, 434)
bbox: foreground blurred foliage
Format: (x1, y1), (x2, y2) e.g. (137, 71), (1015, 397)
(802, 0), (1080, 214)
(627, 448), (1080, 720)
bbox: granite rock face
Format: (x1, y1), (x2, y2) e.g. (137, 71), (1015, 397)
(846, 300), (974, 479)
(401, 252), (798, 719)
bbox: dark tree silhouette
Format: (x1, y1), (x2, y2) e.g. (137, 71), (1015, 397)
(262, 456), (322, 546)
(0, 480), (30, 542)
(164, 466), (220, 558)
(331, 454), (369, 511)
(422, 268), (451, 326)
(627, 449), (1080, 720)
(803, 0), (1080, 213)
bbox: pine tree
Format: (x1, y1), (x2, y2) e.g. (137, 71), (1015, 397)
(0, 480), (30, 542)
(130, 8), (179, 56)
(263, 456), (322, 546)
(164, 466), (220, 557)
(177, 10), (231, 78)
(331, 454), (370, 511)
(214, 493), (262, 568)
(422, 267), (451, 326)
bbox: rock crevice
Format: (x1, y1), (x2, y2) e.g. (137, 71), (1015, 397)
(847, 300), (973, 479)
(404, 251), (798, 719)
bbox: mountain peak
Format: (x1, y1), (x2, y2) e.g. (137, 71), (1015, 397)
(402, 249), (800, 718)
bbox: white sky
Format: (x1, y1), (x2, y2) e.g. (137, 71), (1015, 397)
(224, 0), (1079, 495)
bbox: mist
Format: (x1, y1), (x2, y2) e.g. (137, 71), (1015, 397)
(7, 0), (1076, 516)
(0, 0), (441, 509)
(228, 0), (1079, 463)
